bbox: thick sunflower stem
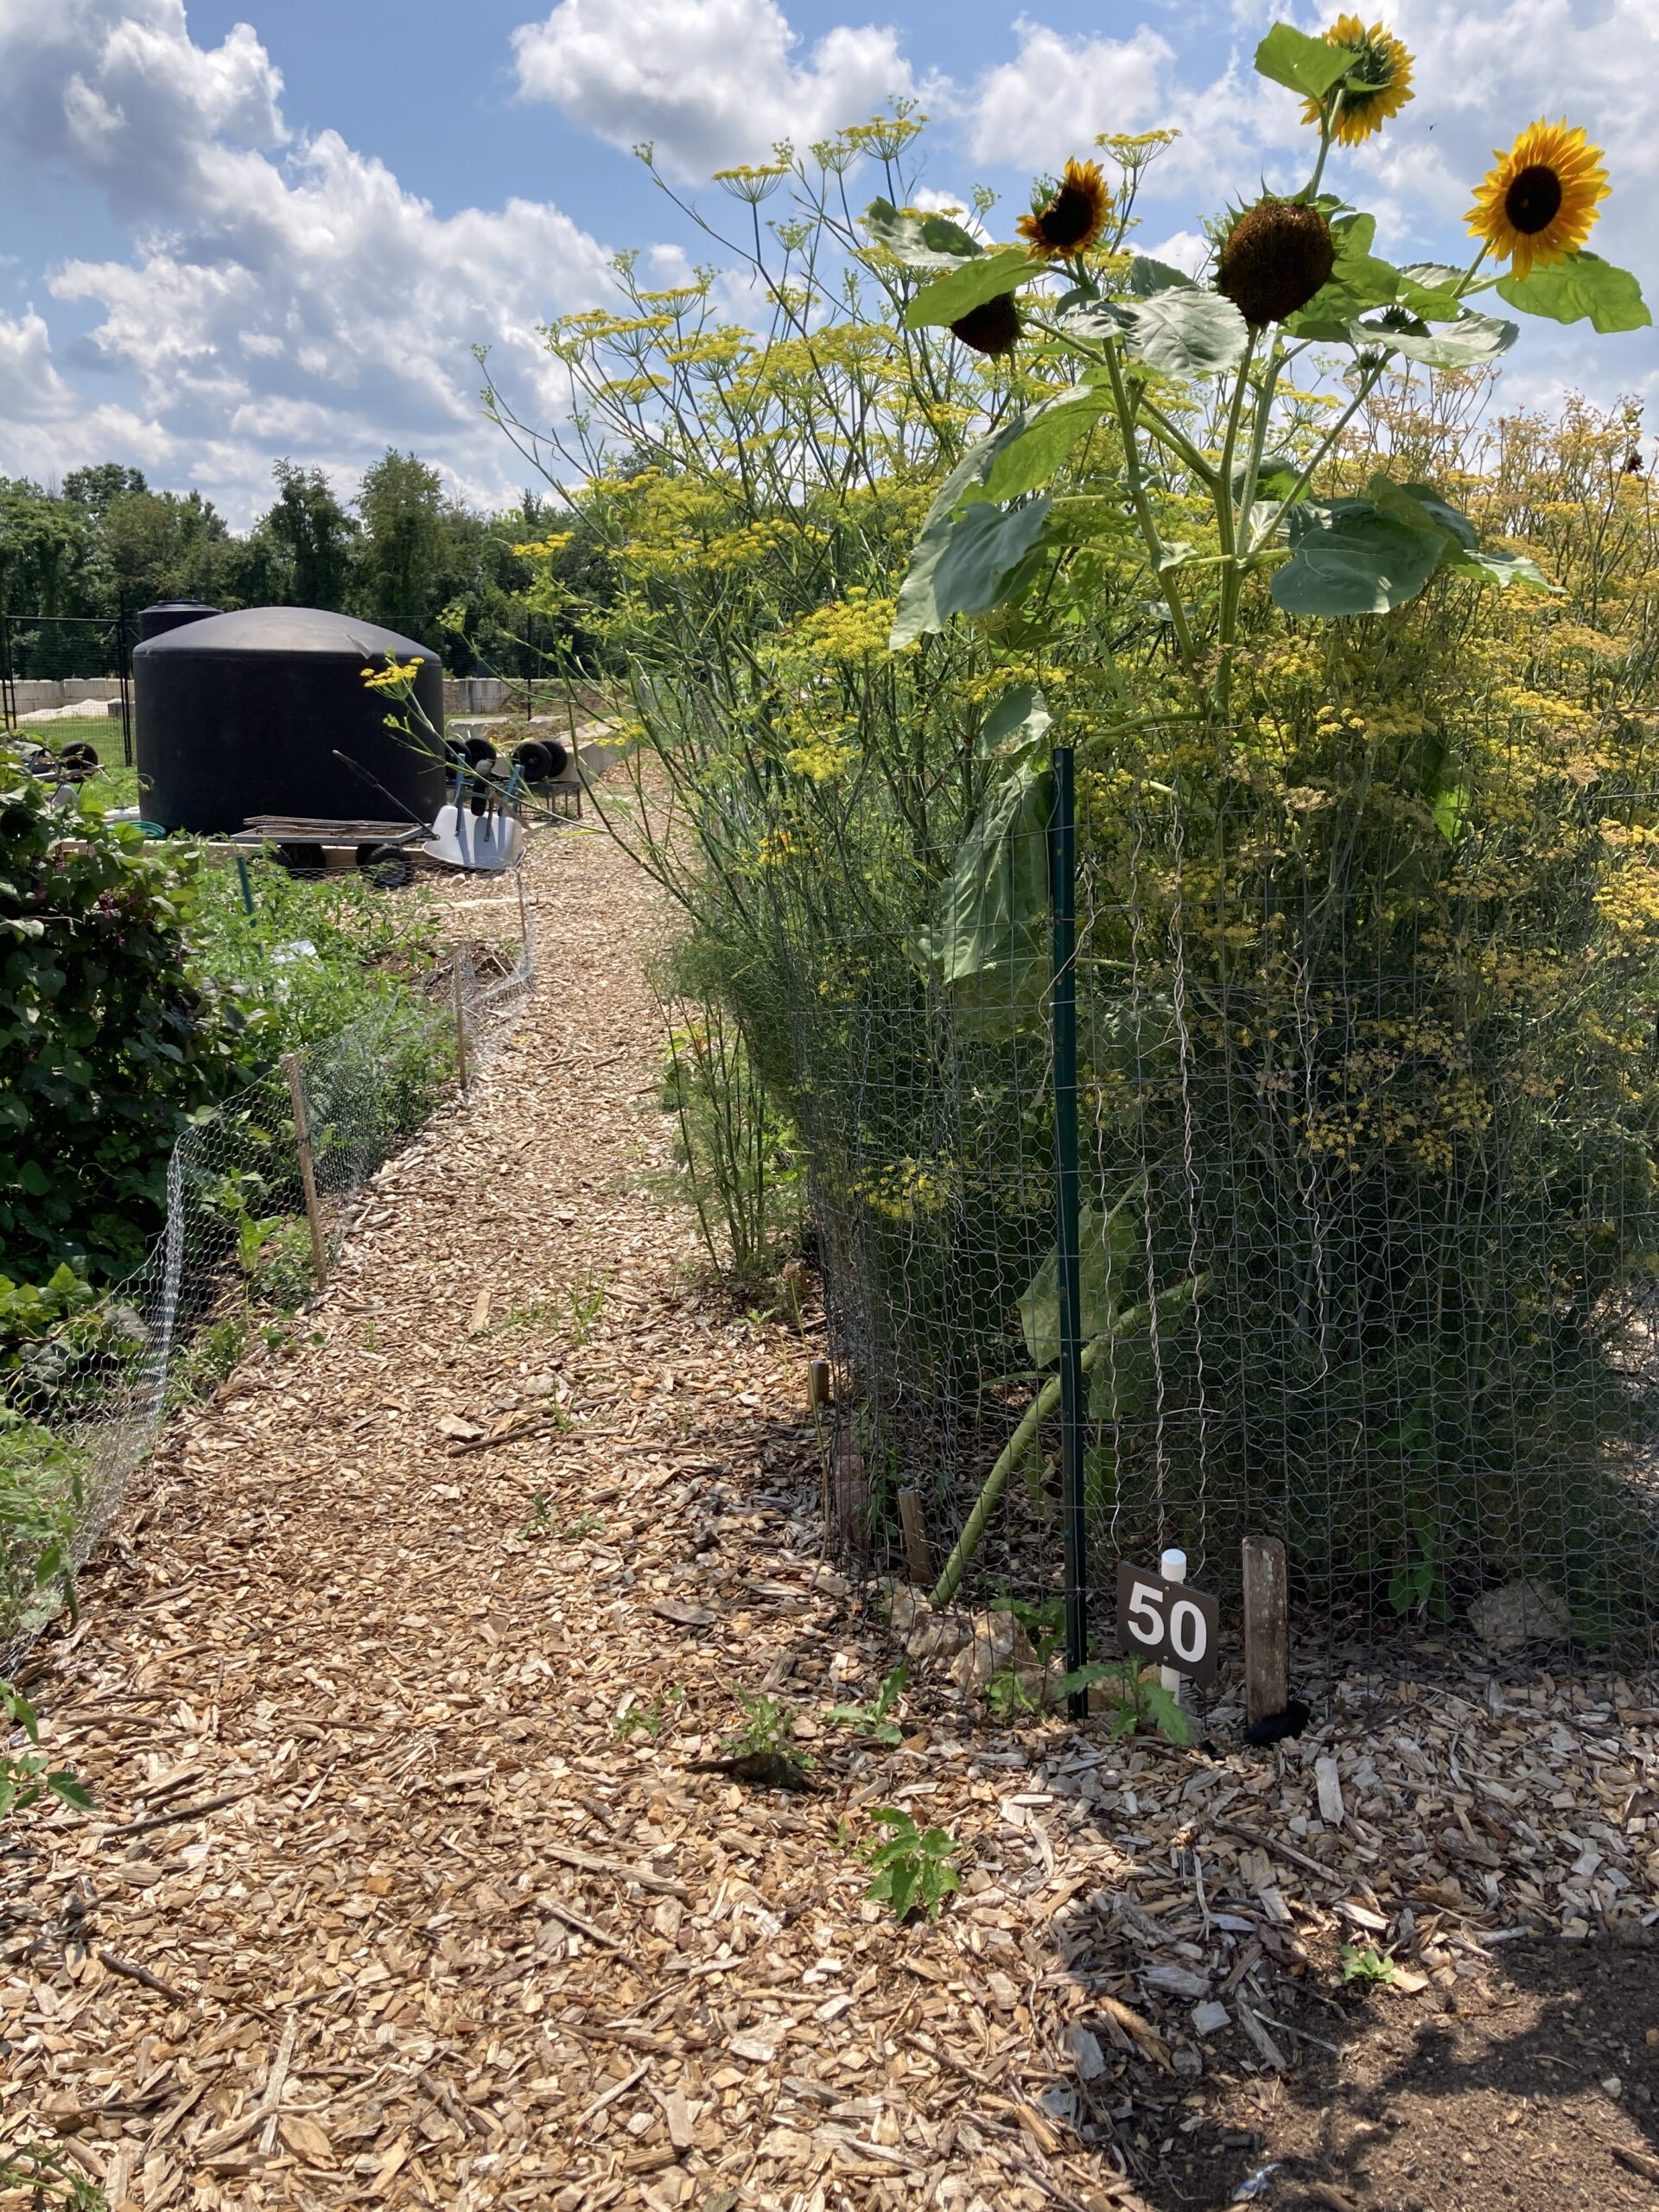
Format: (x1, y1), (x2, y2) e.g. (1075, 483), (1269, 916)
(1100, 340), (1200, 673)
(928, 1273), (1209, 1611)
(1213, 330), (1258, 715)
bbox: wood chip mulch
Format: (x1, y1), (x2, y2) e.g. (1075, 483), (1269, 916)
(3, 810), (1658, 2212)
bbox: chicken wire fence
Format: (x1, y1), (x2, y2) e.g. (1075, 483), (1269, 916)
(771, 760), (1659, 1680)
(0, 864), (537, 1671)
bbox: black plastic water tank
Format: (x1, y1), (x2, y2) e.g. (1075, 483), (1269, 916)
(136, 601), (220, 644)
(133, 607), (445, 835)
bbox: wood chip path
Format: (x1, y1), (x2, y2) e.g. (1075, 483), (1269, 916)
(3, 815), (1659, 2212)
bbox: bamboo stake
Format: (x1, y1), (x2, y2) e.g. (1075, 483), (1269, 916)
(930, 1273), (1208, 1610)
(282, 1052), (328, 1288)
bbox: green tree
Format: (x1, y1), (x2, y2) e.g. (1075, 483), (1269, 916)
(0, 480), (93, 676)
(354, 448), (447, 645)
(265, 459), (356, 608)
(61, 463), (149, 520)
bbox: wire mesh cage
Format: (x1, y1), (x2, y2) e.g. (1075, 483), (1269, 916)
(766, 750), (1659, 1676)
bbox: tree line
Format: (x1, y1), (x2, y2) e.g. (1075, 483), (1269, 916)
(0, 450), (601, 679)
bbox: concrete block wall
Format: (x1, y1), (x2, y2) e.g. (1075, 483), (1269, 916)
(442, 677), (512, 715)
(11, 677), (124, 713)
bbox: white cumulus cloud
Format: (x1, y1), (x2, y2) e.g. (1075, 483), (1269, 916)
(966, 20), (1173, 169)
(512, 0), (918, 179)
(0, 0), (617, 518)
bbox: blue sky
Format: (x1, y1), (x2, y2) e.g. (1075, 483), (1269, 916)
(2, 0), (1655, 524)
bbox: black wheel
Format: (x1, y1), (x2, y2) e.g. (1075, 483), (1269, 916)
(357, 842), (414, 889)
(512, 737), (569, 782)
(277, 842), (326, 876)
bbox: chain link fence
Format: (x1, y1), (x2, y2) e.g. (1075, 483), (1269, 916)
(0, 860), (537, 1670)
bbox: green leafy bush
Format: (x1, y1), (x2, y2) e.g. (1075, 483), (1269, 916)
(0, 758), (248, 1280)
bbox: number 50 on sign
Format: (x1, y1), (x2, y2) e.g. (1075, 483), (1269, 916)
(1115, 1560), (1220, 1687)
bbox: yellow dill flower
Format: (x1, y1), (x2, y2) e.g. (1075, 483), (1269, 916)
(1300, 17), (1414, 144)
(359, 654), (423, 692)
(1465, 120), (1609, 283)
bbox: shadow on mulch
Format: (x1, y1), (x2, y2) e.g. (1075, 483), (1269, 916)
(1151, 1934), (1659, 2212)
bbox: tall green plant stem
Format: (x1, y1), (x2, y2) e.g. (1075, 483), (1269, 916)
(1101, 340), (1199, 672)
(1212, 329), (1259, 710)
(930, 1272), (1208, 1609)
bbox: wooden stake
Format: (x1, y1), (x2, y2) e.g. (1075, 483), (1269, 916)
(282, 1052), (328, 1288)
(1241, 1534), (1288, 1730)
(452, 956), (471, 1095)
(897, 1488), (931, 1587)
(807, 1357), (831, 1408)
(514, 863), (532, 985)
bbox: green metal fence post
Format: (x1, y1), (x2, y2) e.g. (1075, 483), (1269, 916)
(1050, 742), (1090, 1716)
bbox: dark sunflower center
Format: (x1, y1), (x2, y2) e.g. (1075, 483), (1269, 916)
(1504, 162), (1564, 236)
(1039, 182), (1096, 250)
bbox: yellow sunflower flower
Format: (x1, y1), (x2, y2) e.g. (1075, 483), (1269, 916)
(1016, 158), (1110, 259)
(1465, 119), (1609, 282)
(1300, 16), (1414, 144)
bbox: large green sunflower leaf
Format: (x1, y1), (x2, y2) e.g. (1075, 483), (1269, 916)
(1441, 545), (1553, 592)
(890, 495), (1052, 647)
(978, 683), (1052, 763)
(1254, 22), (1351, 99)
(1369, 478), (1478, 550)
(1272, 499), (1445, 617)
(1496, 251), (1652, 334)
(978, 389), (1110, 503)
(1126, 286), (1249, 375)
(1351, 308), (1516, 367)
(913, 757), (1052, 1019)
(1395, 263), (1469, 319)
(861, 197), (983, 270)
(1058, 302), (1135, 344)
(1019, 1198), (1144, 1367)
(904, 246), (1036, 329)
(1122, 255), (1197, 296)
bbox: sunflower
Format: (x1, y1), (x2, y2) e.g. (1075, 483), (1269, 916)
(1465, 119), (1610, 282)
(1298, 16), (1414, 144)
(950, 293), (1020, 357)
(1217, 199), (1335, 327)
(1016, 158), (1110, 259)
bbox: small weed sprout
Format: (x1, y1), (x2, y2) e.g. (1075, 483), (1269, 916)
(860, 1807), (961, 1921)
(985, 1665), (1046, 1723)
(1, 1680), (92, 1824)
(519, 1492), (556, 1540)
(0, 2140), (107, 2209)
(723, 1690), (810, 1764)
(825, 1662), (909, 1744)
(614, 1685), (686, 1742)
(1340, 1942), (1398, 1987)
(1054, 1659), (1192, 1747)
(564, 1509), (606, 1540)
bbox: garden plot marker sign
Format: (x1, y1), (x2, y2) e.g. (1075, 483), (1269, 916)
(1116, 1559), (1219, 1686)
